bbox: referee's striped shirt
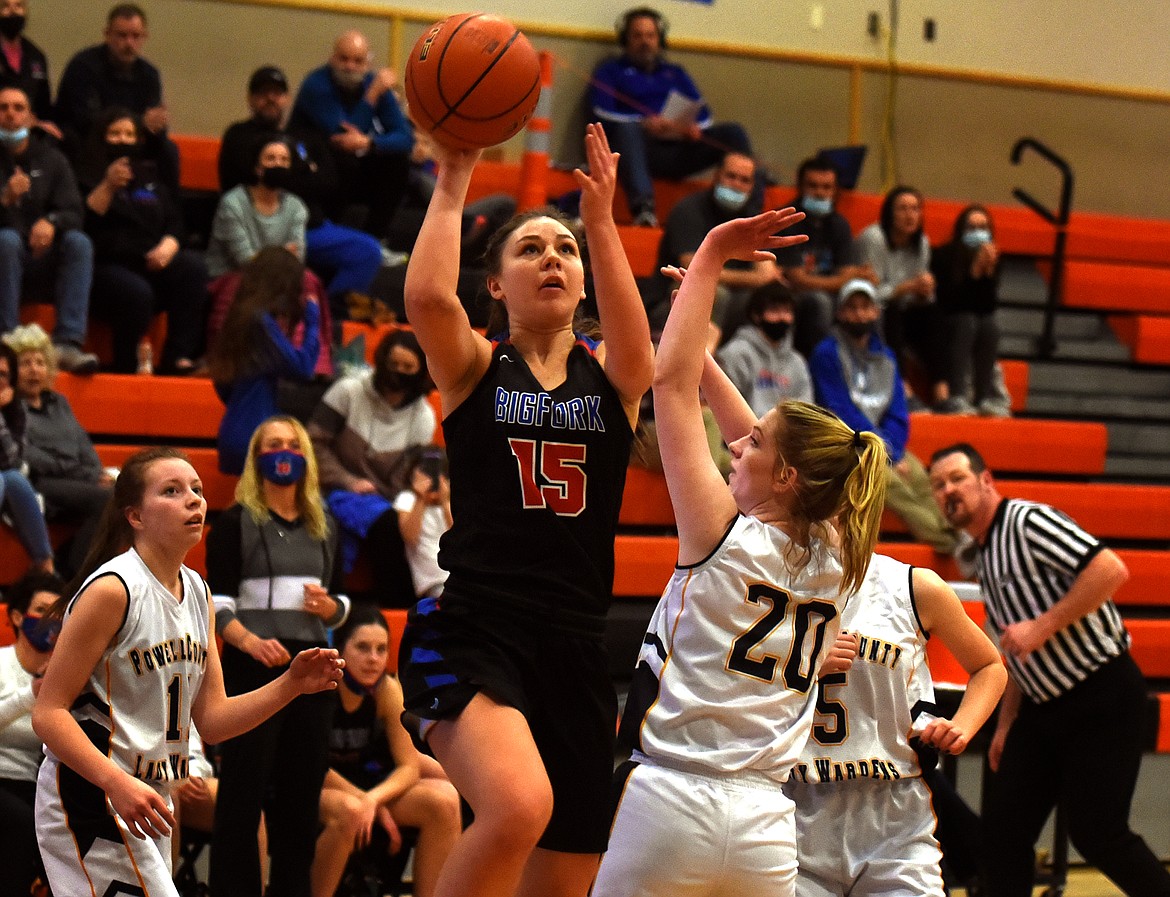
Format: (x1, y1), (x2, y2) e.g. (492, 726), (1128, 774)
(977, 498), (1129, 704)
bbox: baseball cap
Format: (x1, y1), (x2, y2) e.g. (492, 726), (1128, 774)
(249, 66), (289, 94)
(838, 277), (877, 308)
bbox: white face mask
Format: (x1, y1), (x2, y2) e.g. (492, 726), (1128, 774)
(713, 184), (748, 212)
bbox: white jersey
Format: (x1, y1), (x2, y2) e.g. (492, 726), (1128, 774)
(622, 514), (847, 784)
(44, 548), (212, 792)
(789, 554), (934, 785)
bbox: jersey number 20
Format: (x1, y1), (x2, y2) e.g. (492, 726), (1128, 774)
(727, 584), (837, 692)
(509, 438), (587, 517)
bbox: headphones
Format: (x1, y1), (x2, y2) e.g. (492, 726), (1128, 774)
(615, 7), (669, 49)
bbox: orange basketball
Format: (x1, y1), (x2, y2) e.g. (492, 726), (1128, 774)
(405, 12), (541, 150)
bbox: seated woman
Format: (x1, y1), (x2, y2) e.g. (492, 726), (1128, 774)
(308, 330), (435, 607)
(0, 570), (65, 897)
(207, 247), (321, 476)
(2, 324), (112, 577)
(77, 106), (208, 375)
(313, 603), (461, 897)
(0, 342), (53, 574)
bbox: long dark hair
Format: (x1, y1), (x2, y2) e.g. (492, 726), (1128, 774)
(208, 247), (306, 384)
(947, 204), (996, 281)
(878, 185), (925, 250)
(333, 601), (389, 656)
(372, 329), (430, 407)
(53, 447), (193, 617)
(75, 106), (146, 189)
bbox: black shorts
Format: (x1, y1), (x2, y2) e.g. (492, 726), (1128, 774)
(399, 596), (617, 854)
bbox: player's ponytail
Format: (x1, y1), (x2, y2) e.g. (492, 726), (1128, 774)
(769, 401), (888, 594)
(51, 447), (192, 618)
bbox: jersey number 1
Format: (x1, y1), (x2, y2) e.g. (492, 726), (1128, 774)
(509, 438), (587, 517)
(727, 584), (837, 693)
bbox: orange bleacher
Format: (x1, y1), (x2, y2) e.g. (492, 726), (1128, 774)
(1110, 314), (1170, 365)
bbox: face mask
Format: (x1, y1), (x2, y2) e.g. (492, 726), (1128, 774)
(759, 320), (791, 342)
(21, 615), (61, 653)
(105, 141), (140, 164)
(258, 449), (307, 486)
(802, 195), (833, 217)
(380, 369), (424, 395)
(713, 184), (749, 212)
(0, 126), (28, 145)
(961, 228), (992, 249)
(0, 14), (25, 40)
(259, 165), (293, 190)
(839, 320), (874, 340)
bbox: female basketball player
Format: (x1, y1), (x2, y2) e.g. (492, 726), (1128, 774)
(784, 553), (1006, 897)
(31, 447), (344, 897)
(591, 210), (889, 897)
(397, 122), (653, 897)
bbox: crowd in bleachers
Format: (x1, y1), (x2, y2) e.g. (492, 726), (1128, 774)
(4, 4), (1167, 897)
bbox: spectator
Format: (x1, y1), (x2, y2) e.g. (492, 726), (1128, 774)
(0, 84), (98, 375)
(393, 445), (451, 603)
(220, 65), (383, 323)
(4, 323), (111, 576)
(0, 339), (52, 573)
(308, 330), (435, 608)
(643, 151), (775, 337)
(54, 2), (178, 190)
(591, 6), (753, 226)
(931, 204), (1011, 416)
(207, 247), (320, 476)
(207, 414), (350, 897)
(928, 443), (1170, 897)
(777, 156), (877, 356)
(0, 569), (64, 897)
(314, 603), (461, 897)
(715, 281), (813, 418)
(290, 30), (412, 246)
(856, 185), (937, 408)
(77, 106), (207, 375)
(809, 278), (957, 554)
(0, 0), (59, 139)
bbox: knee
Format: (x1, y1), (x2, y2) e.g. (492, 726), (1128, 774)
(0, 227), (22, 256)
(329, 793), (369, 838)
(480, 775), (553, 849)
(416, 779), (463, 831)
(59, 229), (94, 261)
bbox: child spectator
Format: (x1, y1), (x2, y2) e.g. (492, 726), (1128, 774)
(393, 445), (451, 602)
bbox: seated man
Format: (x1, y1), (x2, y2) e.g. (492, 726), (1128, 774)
(220, 65), (382, 322)
(591, 6), (752, 227)
(54, 2), (178, 190)
(643, 151), (777, 339)
(716, 281), (813, 418)
(776, 156), (876, 357)
(809, 278), (956, 554)
(0, 0), (60, 139)
(0, 85), (97, 373)
(290, 30), (413, 247)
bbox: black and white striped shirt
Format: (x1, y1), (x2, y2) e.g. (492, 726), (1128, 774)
(977, 498), (1129, 703)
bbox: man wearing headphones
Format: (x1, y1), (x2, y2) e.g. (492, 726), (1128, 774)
(591, 6), (753, 227)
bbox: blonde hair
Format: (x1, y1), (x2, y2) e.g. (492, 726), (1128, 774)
(768, 400), (888, 595)
(235, 416), (329, 541)
(2, 323), (58, 381)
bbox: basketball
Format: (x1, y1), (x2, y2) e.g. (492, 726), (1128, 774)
(405, 13), (541, 150)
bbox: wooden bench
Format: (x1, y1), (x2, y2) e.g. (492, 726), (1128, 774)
(997, 481), (1170, 541)
(1048, 259), (1170, 315)
(907, 415), (1107, 476)
(54, 373), (222, 441)
(1109, 314), (1170, 365)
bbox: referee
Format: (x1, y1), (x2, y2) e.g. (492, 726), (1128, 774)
(928, 443), (1170, 897)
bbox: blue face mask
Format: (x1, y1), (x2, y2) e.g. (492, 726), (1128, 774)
(258, 449), (307, 486)
(0, 126), (28, 145)
(21, 615), (60, 653)
(802, 195), (833, 217)
(713, 184), (748, 212)
(961, 228), (992, 249)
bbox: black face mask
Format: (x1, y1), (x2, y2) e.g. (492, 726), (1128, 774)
(105, 141), (141, 165)
(258, 165), (293, 190)
(839, 320), (874, 340)
(758, 320), (790, 342)
(380, 369), (425, 396)
(0, 15), (25, 40)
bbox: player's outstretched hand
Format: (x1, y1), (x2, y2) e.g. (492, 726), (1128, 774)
(108, 771), (176, 840)
(701, 208), (808, 266)
(575, 122), (619, 227)
(287, 646), (344, 694)
(818, 630), (858, 676)
(917, 717), (971, 755)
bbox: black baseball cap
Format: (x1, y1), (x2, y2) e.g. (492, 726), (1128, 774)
(248, 66), (288, 94)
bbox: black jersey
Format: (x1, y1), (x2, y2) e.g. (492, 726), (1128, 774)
(438, 335), (633, 630)
(327, 689), (390, 790)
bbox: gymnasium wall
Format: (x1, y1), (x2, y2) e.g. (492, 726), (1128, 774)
(32, 0), (1170, 219)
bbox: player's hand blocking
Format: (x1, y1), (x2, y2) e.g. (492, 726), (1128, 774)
(287, 646), (345, 693)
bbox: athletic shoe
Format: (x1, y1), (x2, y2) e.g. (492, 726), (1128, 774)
(54, 342), (99, 375)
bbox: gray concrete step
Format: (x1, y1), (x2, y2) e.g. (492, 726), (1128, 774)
(1108, 422), (1170, 456)
(999, 257), (1048, 306)
(1026, 361), (1170, 398)
(1104, 454), (1170, 480)
(1026, 392), (1170, 422)
(997, 306), (1113, 341)
(1001, 334), (1132, 362)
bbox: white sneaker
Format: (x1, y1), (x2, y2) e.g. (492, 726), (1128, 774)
(54, 343), (99, 375)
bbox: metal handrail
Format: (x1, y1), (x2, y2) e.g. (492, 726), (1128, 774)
(1011, 138), (1074, 359)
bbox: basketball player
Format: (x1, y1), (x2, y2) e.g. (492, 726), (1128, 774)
(396, 123), (653, 897)
(784, 554), (1006, 897)
(591, 210), (889, 897)
(32, 447), (343, 897)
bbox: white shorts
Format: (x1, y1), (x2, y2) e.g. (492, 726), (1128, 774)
(35, 756), (179, 897)
(784, 776), (944, 897)
(593, 761), (797, 897)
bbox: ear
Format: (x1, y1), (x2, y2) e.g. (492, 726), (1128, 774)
(773, 464), (797, 493)
(125, 505), (145, 531)
(486, 275), (505, 301)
